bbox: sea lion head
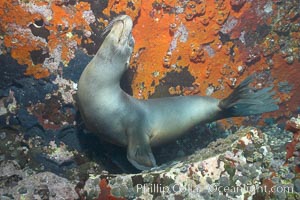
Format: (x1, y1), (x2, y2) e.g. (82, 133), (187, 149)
(101, 15), (134, 66)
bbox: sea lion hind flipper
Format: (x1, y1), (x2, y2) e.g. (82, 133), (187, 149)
(126, 131), (157, 170)
(219, 74), (279, 117)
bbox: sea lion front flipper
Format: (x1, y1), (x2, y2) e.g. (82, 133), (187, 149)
(126, 131), (157, 170)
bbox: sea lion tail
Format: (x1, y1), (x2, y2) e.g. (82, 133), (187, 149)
(218, 74), (279, 117)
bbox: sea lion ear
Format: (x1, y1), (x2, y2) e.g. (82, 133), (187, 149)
(126, 131), (157, 170)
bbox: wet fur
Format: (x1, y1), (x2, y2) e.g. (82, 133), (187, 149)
(77, 15), (279, 170)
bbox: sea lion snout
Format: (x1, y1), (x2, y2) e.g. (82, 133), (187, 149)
(101, 15), (134, 64)
(104, 15), (133, 47)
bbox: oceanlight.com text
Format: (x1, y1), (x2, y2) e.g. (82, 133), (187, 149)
(136, 183), (293, 195)
(208, 183), (293, 194)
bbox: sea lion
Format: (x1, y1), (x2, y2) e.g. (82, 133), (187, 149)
(77, 15), (278, 170)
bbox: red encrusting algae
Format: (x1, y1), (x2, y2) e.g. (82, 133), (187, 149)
(98, 178), (125, 200)
(285, 116), (300, 173)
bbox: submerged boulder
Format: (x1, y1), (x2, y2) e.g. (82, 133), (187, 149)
(82, 125), (298, 199)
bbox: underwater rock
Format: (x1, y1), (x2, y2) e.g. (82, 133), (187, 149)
(24, 125), (46, 141)
(285, 115), (300, 173)
(1, 117), (300, 199)
(0, 131), (6, 140)
(57, 126), (82, 151)
(62, 50), (91, 83)
(9, 172), (78, 199)
(79, 125), (298, 199)
(0, 54), (26, 89)
(0, 160), (24, 190)
(230, 0), (246, 11)
(294, 179), (300, 193)
(16, 108), (39, 129)
(44, 141), (75, 166)
(1, 1), (300, 198)
(10, 77), (57, 107)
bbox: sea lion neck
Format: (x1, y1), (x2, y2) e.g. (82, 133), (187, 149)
(89, 15), (133, 86)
